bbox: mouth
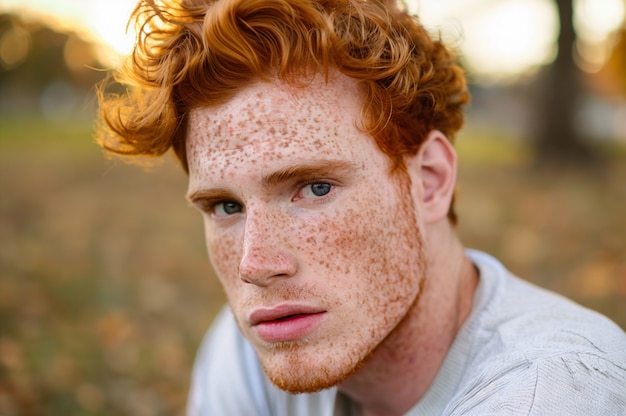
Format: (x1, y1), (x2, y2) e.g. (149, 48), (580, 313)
(249, 305), (326, 343)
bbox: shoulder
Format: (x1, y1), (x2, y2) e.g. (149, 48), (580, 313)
(450, 251), (626, 415)
(187, 306), (337, 416)
(467, 250), (626, 357)
(446, 350), (626, 415)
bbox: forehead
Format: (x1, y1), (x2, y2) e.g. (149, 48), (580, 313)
(186, 74), (365, 155)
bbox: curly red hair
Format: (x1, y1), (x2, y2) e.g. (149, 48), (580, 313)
(97, 0), (469, 221)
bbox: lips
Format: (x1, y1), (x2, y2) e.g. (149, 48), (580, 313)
(249, 304), (326, 343)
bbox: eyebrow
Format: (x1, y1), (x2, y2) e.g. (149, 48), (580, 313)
(260, 160), (357, 189)
(186, 188), (235, 206)
(186, 160), (358, 204)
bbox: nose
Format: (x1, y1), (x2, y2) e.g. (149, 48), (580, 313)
(238, 211), (297, 286)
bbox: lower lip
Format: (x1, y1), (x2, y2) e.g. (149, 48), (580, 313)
(254, 313), (325, 343)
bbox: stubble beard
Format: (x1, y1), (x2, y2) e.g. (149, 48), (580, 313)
(263, 249), (426, 395)
(263, 340), (362, 394)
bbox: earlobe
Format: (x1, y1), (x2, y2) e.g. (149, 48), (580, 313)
(405, 130), (457, 224)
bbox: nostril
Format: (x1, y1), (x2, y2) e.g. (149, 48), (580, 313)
(237, 263), (255, 284)
(237, 250), (297, 286)
(238, 273), (253, 284)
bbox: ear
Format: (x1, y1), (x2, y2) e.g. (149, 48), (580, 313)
(404, 130), (457, 224)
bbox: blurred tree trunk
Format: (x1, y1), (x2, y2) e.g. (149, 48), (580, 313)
(533, 0), (594, 165)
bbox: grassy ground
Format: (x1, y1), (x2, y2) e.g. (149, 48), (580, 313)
(0, 116), (624, 415)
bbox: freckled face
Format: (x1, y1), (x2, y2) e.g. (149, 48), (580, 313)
(186, 74), (425, 393)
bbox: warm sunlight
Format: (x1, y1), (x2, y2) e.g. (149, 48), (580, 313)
(574, 0), (626, 71)
(409, 0), (625, 81)
(461, 0), (558, 79)
(410, 0), (559, 81)
(409, 0), (558, 80)
(1, 0), (625, 77)
(575, 0), (625, 43)
(85, 0), (137, 58)
(0, 0), (136, 66)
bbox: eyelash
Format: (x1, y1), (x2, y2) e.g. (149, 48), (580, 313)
(295, 181), (335, 201)
(211, 200), (243, 217)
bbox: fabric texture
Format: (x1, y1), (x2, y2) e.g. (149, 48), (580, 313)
(187, 250), (626, 416)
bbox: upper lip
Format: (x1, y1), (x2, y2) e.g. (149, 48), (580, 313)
(249, 304), (326, 326)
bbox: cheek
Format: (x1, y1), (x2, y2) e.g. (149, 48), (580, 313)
(203, 220), (242, 291)
(302, 188), (423, 310)
(306, 191), (418, 273)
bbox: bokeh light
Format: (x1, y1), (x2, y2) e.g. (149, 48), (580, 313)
(1, 0), (625, 78)
(0, 25), (31, 69)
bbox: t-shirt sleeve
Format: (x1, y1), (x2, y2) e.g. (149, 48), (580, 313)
(449, 352), (626, 416)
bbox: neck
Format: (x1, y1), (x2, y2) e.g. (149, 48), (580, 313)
(337, 225), (478, 416)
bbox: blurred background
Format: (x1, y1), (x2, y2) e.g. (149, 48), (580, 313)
(0, 0), (625, 414)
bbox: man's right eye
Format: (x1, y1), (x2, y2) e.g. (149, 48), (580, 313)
(213, 201), (243, 217)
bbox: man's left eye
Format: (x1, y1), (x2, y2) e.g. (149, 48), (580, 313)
(301, 183), (332, 198)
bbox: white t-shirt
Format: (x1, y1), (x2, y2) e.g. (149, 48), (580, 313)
(187, 250), (626, 415)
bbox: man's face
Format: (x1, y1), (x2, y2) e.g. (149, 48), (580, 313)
(186, 74), (426, 393)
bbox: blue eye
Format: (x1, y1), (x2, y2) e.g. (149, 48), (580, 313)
(300, 183), (332, 199)
(310, 183), (331, 196)
(214, 201), (243, 217)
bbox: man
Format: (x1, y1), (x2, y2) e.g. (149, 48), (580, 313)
(97, 0), (626, 414)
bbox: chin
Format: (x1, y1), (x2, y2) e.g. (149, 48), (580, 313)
(259, 344), (364, 394)
(265, 361), (361, 394)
